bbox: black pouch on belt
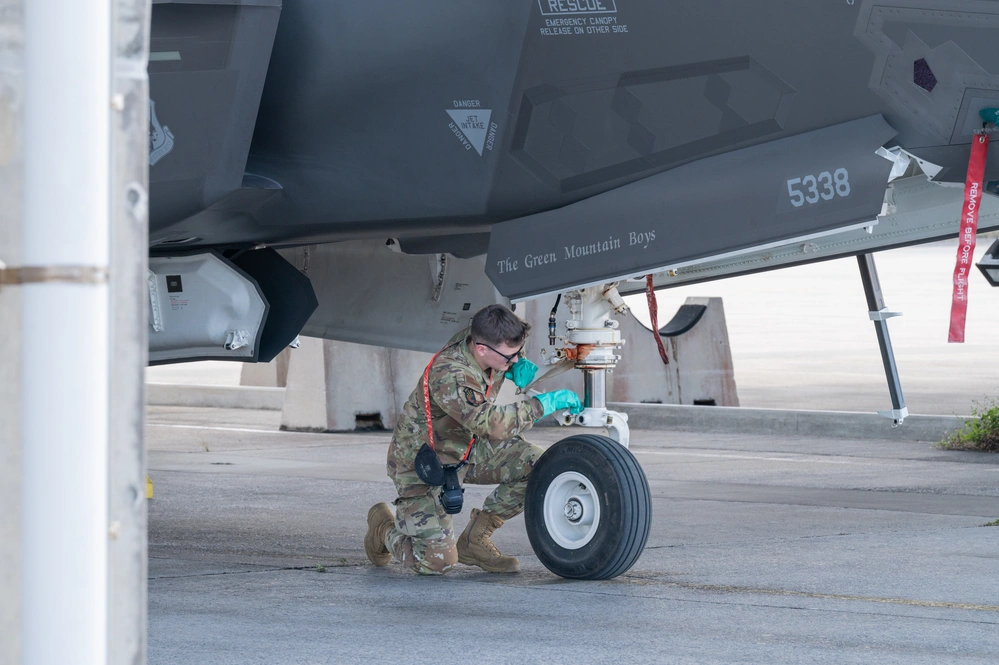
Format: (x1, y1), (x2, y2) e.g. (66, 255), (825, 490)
(414, 443), (445, 486)
(439, 464), (464, 515)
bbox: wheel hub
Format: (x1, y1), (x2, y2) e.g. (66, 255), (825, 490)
(543, 471), (600, 550)
(564, 497), (584, 523)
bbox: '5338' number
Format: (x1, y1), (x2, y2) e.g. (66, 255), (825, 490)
(786, 168), (850, 207)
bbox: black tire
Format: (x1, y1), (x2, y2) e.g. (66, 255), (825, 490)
(525, 434), (651, 580)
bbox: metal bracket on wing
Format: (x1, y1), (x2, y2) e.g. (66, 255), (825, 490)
(223, 330), (251, 351)
(869, 308), (902, 322)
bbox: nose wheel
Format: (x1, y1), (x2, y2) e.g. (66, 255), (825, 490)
(525, 434), (651, 580)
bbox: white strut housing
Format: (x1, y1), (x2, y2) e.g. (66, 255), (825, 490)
(555, 285), (632, 447)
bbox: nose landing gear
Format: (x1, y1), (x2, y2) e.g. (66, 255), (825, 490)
(523, 285), (652, 579)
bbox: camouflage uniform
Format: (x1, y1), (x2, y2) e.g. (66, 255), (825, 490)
(384, 327), (545, 574)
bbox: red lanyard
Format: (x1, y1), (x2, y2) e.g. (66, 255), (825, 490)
(422, 346), (492, 462)
(948, 133), (989, 343)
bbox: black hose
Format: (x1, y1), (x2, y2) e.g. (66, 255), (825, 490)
(548, 294), (561, 345)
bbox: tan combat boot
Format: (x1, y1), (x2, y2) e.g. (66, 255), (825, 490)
(457, 508), (520, 573)
(364, 502), (394, 566)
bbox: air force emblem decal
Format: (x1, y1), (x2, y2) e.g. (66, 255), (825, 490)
(149, 99), (175, 166)
(463, 387), (486, 407)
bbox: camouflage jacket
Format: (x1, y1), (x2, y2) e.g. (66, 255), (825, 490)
(387, 327), (544, 495)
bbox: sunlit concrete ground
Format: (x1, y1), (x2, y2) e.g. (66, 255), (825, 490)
(147, 406), (999, 665)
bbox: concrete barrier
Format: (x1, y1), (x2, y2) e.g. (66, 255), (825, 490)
(610, 296), (738, 406)
(279, 337), (328, 429)
(273, 296), (738, 430)
(146, 296), (965, 443)
(146, 383), (285, 411)
(143, 381), (965, 442)
(279, 337), (431, 432)
(239, 348), (290, 388)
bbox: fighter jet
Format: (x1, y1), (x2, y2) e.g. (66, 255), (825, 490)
(145, 0), (999, 578)
(147, 0), (999, 359)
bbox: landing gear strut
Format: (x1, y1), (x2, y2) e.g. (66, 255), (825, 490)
(527, 285), (632, 446)
(858, 253), (908, 425)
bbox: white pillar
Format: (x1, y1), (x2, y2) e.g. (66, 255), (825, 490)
(22, 2), (111, 665)
(0, 2), (25, 661)
(108, 1), (150, 664)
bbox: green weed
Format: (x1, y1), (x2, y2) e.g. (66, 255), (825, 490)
(937, 398), (999, 452)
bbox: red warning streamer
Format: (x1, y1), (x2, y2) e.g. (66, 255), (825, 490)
(948, 133), (990, 343)
(646, 275), (670, 365)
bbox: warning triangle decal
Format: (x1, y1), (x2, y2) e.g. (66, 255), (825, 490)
(447, 109), (491, 156)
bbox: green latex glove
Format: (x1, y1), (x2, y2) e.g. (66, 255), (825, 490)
(504, 358), (539, 389)
(534, 389), (583, 418)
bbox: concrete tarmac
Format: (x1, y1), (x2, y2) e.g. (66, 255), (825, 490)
(148, 406), (999, 665)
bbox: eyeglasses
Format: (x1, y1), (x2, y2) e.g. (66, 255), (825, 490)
(475, 341), (522, 364)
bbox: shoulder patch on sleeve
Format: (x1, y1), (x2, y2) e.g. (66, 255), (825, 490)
(463, 387), (485, 407)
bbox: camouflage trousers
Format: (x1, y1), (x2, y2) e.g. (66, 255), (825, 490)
(384, 436), (542, 575)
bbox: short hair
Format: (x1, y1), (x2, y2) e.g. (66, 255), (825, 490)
(470, 304), (530, 347)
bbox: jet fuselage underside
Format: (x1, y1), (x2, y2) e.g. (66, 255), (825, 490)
(148, 0), (999, 262)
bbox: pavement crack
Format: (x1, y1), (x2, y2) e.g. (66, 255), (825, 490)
(150, 567), (286, 580)
(149, 557), (369, 580)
